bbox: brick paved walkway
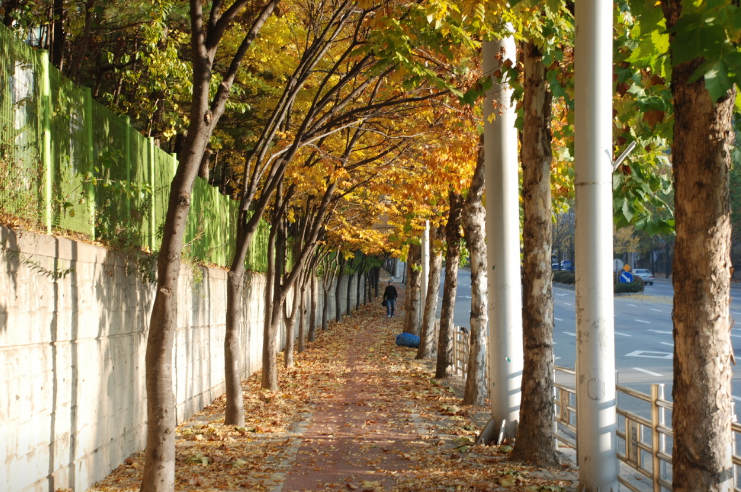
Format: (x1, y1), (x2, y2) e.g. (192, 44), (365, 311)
(88, 272), (578, 492)
(277, 317), (426, 490)
(270, 275), (578, 491)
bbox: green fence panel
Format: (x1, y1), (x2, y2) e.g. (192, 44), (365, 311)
(0, 27), (44, 227)
(188, 177), (233, 266)
(49, 66), (93, 236)
(129, 129), (153, 250)
(151, 146), (176, 252)
(91, 101), (131, 245)
(0, 23), (273, 270)
(245, 214), (269, 273)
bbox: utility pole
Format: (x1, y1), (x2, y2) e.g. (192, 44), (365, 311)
(483, 33), (522, 440)
(574, 0), (618, 490)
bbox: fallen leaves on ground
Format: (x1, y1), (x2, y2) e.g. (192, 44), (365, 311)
(87, 289), (577, 491)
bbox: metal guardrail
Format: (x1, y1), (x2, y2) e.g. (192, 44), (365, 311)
(431, 321), (469, 379)
(434, 323), (489, 398)
(553, 365), (577, 451)
(453, 327), (470, 378)
(614, 383), (672, 492)
(445, 328), (741, 490)
(554, 365), (741, 492)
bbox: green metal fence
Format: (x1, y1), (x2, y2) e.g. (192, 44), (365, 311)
(0, 25), (268, 272)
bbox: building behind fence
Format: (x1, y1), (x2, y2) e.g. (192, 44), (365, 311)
(0, 24), (268, 271)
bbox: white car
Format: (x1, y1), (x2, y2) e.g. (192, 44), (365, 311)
(633, 268), (654, 285)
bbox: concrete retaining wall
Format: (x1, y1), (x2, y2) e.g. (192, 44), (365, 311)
(0, 226), (369, 492)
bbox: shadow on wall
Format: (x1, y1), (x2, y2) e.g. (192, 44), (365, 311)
(1, 227), (21, 336)
(92, 245), (151, 488)
(180, 265), (212, 422)
(0, 227), (21, 308)
(2, 226), (363, 491)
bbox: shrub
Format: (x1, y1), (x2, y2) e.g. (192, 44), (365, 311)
(553, 270), (575, 285)
(614, 280), (644, 293)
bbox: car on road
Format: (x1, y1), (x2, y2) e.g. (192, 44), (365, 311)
(633, 268), (654, 285)
(560, 260), (574, 271)
(552, 262), (560, 270)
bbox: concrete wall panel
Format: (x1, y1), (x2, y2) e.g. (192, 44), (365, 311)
(0, 225), (364, 492)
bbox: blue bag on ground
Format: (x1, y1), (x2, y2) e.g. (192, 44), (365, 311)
(396, 333), (420, 348)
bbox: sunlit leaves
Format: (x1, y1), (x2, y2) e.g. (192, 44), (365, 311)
(623, 0), (741, 107)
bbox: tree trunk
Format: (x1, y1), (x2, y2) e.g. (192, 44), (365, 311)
(298, 277), (307, 353)
(436, 191), (463, 379)
(355, 264), (362, 310)
(661, 2), (735, 489)
(2, 0), (22, 27)
(261, 218), (281, 391)
(139, 7), (278, 485)
(283, 281), (299, 368)
(67, 0), (95, 82)
(283, 239), (306, 367)
(356, 261), (364, 310)
(282, 220), (305, 368)
(417, 224), (444, 359)
(322, 283), (330, 332)
(224, 268), (246, 426)
(511, 41), (557, 465)
(403, 244), (422, 335)
(140, 60), (217, 492)
(346, 272), (355, 315)
(309, 274), (317, 341)
(461, 138), (489, 407)
(363, 270), (368, 305)
(335, 256), (345, 322)
(51, 0), (65, 69)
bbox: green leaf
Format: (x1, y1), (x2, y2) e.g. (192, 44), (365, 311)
(697, 59), (734, 102)
(689, 48), (741, 102)
(628, 0), (665, 35)
(670, 13), (726, 65)
(621, 199), (635, 223)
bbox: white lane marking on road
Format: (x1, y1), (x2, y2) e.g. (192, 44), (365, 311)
(626, 350), (672, 359)
(555, 317), (563, 321)
(555, 356), (561, 360)
(733, 312), (741, 316)
(556, 293), (568, 297)
(649, 329), (672, 334)
(733, 395), (741, 402)
(634, 319), (650, 324)
(459, 295), (472, 299)
(633, 367), (663, 377)
(651, 309), (663, 312)
(660, 342), (674, 347)
(628, 304), (637, 307)
(731, 334), (741, 339)
(615, 332), (631, 337)
(564, 302), (572, 306)
(564, 332), (576, 337)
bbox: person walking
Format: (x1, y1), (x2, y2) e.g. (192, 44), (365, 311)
(383, 280), (398, 317)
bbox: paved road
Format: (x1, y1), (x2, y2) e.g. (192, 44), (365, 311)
(438, 269), (741, 417)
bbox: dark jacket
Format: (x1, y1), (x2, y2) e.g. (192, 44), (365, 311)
(383, 285), (397, 300)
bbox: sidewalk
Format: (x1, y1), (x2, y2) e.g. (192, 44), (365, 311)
(89, 278), (577, 491)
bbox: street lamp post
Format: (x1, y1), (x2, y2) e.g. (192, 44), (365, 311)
(574, 0), (618, 490)
(483, 32), (523, 439)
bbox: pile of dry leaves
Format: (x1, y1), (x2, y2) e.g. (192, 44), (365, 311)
(87, 301), (577, 491)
